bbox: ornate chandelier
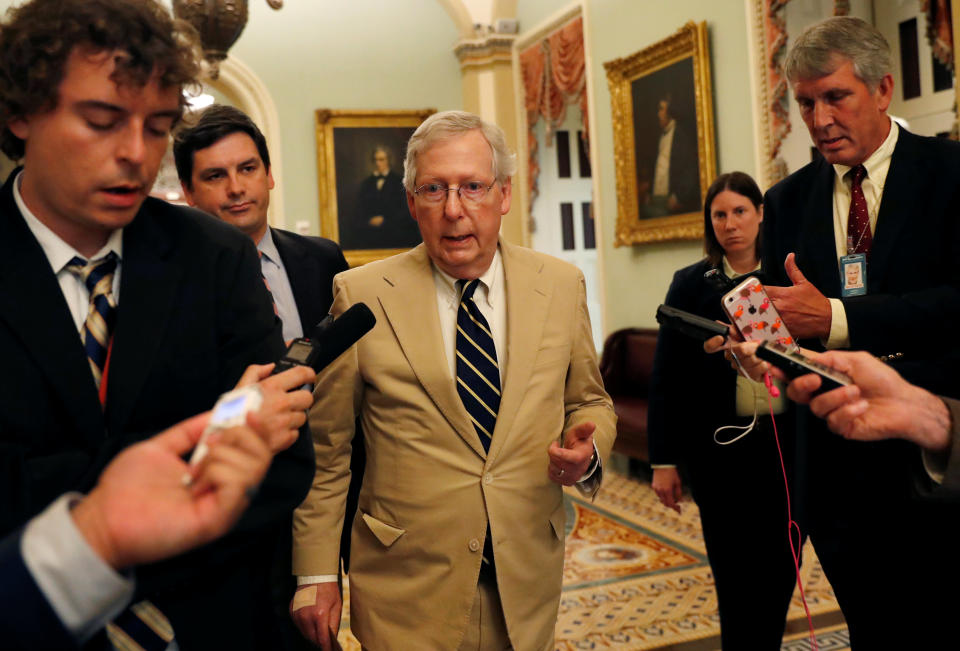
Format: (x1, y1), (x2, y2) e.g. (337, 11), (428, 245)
(172, 0), (283, 77)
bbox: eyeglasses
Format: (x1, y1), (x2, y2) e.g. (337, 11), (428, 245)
(413, 181), (495, 205)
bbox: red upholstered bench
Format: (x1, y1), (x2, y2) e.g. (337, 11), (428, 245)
(598, 327), (658, 465)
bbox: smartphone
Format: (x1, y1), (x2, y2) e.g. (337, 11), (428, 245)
(755, 341), (852, 392)
(721, 276), (799, 352)
(656, 304), (729, 341)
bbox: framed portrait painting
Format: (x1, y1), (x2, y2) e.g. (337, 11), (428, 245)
(604, 21), (716, 245)
(315, 109), (435, 266)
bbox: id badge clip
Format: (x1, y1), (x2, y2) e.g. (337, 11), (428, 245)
(840, 252), (867, 297)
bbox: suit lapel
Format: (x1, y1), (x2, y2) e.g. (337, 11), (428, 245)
(0, 173), (105, 444)
(869, 129), (917, 290)
(797, 160), (841, 297)
(486, 241), (551, 463)
(105, 202), (181, 435)
(272, 229), (323, 333)
(377, 246), (484, 459)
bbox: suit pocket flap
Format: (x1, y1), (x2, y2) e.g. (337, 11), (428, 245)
(361, 512), (406, 547)
(549, 501), (566, 541)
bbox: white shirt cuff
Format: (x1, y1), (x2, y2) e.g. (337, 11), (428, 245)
(21, 493), (134, 643)
(921, 448), (947, 485)
(297, 575), (339, 585)
(824, 298), (850, 349)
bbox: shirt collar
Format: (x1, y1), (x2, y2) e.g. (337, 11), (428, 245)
(13, 170), (123, 272)
(721, 255), (761, 279)
(832, 118), (898, 184)
(661, 119), (676, 137)
(256, 226), (281, 266)
(433, 247), (502, 308)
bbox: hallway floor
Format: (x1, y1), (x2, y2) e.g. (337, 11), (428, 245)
(336, 470), (849, 650)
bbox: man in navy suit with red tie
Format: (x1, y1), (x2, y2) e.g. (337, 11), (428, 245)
(730, 16), (960, 648)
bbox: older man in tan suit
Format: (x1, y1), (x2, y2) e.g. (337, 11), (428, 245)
(290, 111), (616, 651)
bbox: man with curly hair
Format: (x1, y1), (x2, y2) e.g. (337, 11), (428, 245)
(0, 1), (316, 648)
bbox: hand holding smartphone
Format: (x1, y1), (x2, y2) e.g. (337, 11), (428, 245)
(721, 276), (799, 352)
(755, 341), (852, 392)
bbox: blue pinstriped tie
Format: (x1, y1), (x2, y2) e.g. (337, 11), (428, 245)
(456, 280), (500, 570)
(455, 279), (500, 452)
(65, 252), (118, 388)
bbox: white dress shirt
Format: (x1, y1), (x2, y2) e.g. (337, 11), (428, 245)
(14, 171), (123, 336)
(653, 119), (676, 197)
(824, 119), (898, 349)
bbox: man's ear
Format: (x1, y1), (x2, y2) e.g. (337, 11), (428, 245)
(8, 116), (29, 141)
(406, 190), (418, 222)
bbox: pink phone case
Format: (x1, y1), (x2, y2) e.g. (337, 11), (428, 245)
(721, 277), (799, 352)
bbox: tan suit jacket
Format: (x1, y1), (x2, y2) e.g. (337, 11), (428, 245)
(293, 240), (616, 650)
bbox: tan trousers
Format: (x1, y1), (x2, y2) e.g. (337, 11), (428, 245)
(457, 575), (511, 651)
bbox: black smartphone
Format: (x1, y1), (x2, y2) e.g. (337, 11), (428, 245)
(656, 304), (729, 341)
(755, 341), (852, 392)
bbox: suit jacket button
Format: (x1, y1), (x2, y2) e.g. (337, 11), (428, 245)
(484, 473), (493, 485)
(469, 538), (481, 552)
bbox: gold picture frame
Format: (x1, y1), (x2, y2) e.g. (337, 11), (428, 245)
(604, 21), (716, 246)
(315, 108), (435, 266)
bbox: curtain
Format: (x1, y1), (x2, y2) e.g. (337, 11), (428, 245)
(923, 0), (954, 72)
(519, 17), (587, 212)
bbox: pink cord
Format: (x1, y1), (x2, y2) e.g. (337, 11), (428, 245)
(764, 372), (819, 651)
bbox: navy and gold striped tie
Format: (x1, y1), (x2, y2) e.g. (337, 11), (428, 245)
(67, 253), (174, 649)
(455, 279), (500, 452)
(65, 252), (118, 388)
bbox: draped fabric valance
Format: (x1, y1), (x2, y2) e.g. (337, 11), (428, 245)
(519, 17), (587, 212)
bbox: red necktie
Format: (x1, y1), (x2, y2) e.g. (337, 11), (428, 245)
(847, 165), (873, 255)
(256, 250), (279, 316)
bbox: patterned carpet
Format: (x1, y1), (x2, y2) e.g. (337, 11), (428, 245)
(334, 470), (848, 650)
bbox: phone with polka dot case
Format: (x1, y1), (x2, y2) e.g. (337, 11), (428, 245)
(721, 276), (800, 352)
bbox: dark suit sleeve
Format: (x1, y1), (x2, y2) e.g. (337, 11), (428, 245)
(648, 269), (702, 465)
(669, 126), (700, 213)
(0, 529), (79, 650)
(918, 396), (960, 499)
(137, 237), (314, 594)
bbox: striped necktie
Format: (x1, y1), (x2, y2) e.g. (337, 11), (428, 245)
(66, 254), (175, 649)
(257, 249), (280, 316)
(64, 253), (118, 388)
(455, 279), (500, 452)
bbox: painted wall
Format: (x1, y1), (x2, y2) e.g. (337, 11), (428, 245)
(517, 0), (759, 331)
(0, 0), (465, 235)
(225, 1), (464, 234)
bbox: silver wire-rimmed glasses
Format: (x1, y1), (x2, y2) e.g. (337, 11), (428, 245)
(413, 180), (495, 205)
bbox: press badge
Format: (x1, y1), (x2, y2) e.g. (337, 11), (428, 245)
(840, 253), (867, 297)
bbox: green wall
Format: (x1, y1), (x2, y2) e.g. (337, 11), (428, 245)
(518, 0), (758, 331)
(226, 0), (464, 235)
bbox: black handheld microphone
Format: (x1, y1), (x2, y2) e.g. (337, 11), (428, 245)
(272, 303), (376, 375)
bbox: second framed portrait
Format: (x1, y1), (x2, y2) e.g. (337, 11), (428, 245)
(605, 21), (716, 245)
(315, 109), (435, 266)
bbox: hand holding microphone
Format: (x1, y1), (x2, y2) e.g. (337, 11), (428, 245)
(188, 303), (376, 471)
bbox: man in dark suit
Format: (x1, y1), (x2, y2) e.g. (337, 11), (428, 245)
(174, 104), (356, 649)
(174, 104), (349, 343)
(754, 16), (960, 648)
(637, 94), (699, 218)
(0, 1), (316, 649)
(350, 145), (422, 250)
